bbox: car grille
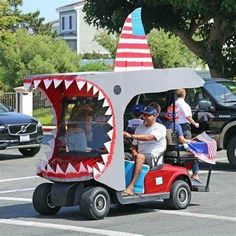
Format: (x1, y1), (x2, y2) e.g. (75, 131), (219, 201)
(8, 123), (37, 135)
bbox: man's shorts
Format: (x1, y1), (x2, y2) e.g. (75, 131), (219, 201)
(125, 152), (163, 168)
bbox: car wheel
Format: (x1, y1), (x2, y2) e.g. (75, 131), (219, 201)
(33, 183), (61, 215)
(79, 186), (110, 220)
(227, 136), (236, 168)
(164, 180), (191, 210)
(18, 146), (41, 157)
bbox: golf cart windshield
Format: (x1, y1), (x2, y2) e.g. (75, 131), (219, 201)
(58, 96), (111, 157)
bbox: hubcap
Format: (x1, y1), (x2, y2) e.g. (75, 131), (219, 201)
(46, 193), (56, 209)
(177, 187), (188, 203)
(94, 194), (106, 212)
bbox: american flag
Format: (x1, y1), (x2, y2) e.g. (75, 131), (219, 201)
(114, 7), (154, 72)
(187, 132), (217, 164)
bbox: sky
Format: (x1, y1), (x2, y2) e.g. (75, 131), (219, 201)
(20, 0), (79, 22)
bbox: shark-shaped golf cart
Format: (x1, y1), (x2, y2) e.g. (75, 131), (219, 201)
(24, 67), (211, 220)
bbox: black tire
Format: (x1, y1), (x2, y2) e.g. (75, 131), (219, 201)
(33, 183), (61, 215)
(19, 146), (41, 157)
(227, 136), (236, 168)
(79, 186), (110, 220)
(164, 180), (191, 210)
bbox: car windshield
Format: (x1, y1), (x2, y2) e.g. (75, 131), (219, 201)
(204, 80), (236, 105)
(0, 103), (9, 113)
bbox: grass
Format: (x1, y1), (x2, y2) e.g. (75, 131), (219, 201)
(33, 107), (54, 125)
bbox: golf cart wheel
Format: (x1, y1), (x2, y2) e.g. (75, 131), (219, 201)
(19, 146), (41, 157)
(227, 136), (236, 168)
(164, 180), (191, 210)
(33, 183), (61, 215)
(80, 186), (110, 220)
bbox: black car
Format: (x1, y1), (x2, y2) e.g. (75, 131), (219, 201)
(124, 77), (236, 168)
(0, 102), (43, 157)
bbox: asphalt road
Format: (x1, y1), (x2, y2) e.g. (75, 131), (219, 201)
(0, 143), (236, 236)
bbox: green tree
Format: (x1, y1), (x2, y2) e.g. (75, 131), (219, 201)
(0, 0), (53, 37)
(0, 30), (81, 90)
(148, 29), (204, 68)
(94, 31), (119, 58)
(83, 0), (236, 78)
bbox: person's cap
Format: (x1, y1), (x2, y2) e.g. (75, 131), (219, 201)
(165, 105), (180, 120)
(132, 104), (144, 115)
(142, 106), (157, 116)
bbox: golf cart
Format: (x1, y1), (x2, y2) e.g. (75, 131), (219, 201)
(24, 68), (213, 220)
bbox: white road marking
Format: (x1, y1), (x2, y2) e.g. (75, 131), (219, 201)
(159, 210), (236, 222)
(0, 219), (143, 236)
(0, 197), (32, 202)
(0, 176), (38, 183)
(0, 188), (34, 194)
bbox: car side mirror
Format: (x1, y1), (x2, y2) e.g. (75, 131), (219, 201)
(197, 99), (212, 111)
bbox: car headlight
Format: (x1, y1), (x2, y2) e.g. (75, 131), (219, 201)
(0, 125), (6, 132)
(37, 122), (42, 128)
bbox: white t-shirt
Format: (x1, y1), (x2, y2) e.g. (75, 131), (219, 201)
(132, 122), (166, 157)
(175, 98), (192, 124)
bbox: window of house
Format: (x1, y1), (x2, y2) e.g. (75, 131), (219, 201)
(61, 14), (75, 32)
(61, 16), (65, 31)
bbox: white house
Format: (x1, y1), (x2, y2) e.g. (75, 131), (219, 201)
(56, 0), (108, 54)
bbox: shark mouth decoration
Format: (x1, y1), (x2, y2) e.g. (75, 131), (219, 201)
(24, 75), (116, 182)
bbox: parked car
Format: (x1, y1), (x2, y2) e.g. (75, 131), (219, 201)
(125, 77), (236, 168)
(0, 102), (43, 157)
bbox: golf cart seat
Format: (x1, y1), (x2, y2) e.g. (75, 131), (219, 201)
(164, 129), (196, 164)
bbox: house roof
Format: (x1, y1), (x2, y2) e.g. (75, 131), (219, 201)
(56, 0), (84, 11)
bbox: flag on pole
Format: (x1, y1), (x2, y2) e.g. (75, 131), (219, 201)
(114, 8), (154, 72)
(186, 132), (217, 164)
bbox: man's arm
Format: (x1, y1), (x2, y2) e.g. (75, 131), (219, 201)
(123, 131), (155, 141)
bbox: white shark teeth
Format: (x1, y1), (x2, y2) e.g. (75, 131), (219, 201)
(76, 81), (86, 90)
(44, 79), (52, 89)
(104, 141), (111, 152)
(47, 164), (55, 174)
(86, 82), (93, 92)
(93, 86), (98, 95)
(64, 80), (73, 89)
(101, 154), (109, 164)
(102, 99), (109, 107)
(97, 162), (105, 172)
(78, 162), (87, 173)
(93, 167), (101, 178)
(98, 91), (104, 100)
(53, 79), (63, 88)
(34, 79), (41, 89)
(56, 164), (64, 174)
(107, 117), (113, 127)
(86, 165), (93, 173)
(107, 129), (113, 139)
(65, 163), (77, 173)
(105, 107), (112, 115)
